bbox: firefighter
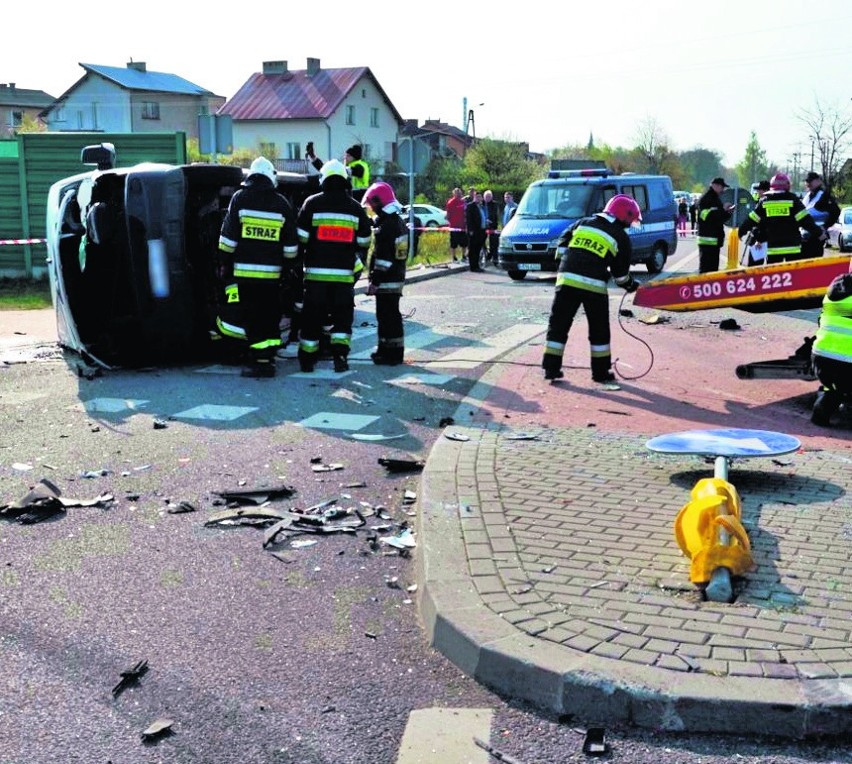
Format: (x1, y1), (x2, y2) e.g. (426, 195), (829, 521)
(696, 177), (735, 273)
(362, 181), (409, 365)
(344, 145), (370, 202)
(801, 171), (841, 259)
(811, 258), (852, 427)
(296, 159), (372, 373)
(541, 194), (639, 383)
(738, 173), (825, 265)
(217, 156), (298, 378)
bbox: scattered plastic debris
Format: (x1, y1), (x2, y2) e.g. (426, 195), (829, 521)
(290, 538), (319, 549)
(112, 659), (148, 698)
(80, 468), (111, 479)
(474, 737), (527, 764)
(166, 501), (196, 514)
(350, 433), (406, 441)
(444, 432), (470, 442)
(504, 433), (540, 441)
(438, 417), (455, 428)
(582, 727), (608, 756)
(719, 318), (741, 331)
(402, 490), (417, 504)
(141, 718), (173, 742)
(11, 462), (33, 472)
(0, 479), (114, 524)
(152, 419), (168, 430)
(311, 463), (344, 472)
(213, 486), (296, 505)
(382, 528), (416, 549)
(378, 457), (425, 474)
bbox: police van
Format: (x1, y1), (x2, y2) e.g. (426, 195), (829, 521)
(497, 169), (678, 280)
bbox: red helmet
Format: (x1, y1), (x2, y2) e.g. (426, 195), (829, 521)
(363, 181), (400, 211)
(770, 173), (791, 191)
(604, 194), (642, 226)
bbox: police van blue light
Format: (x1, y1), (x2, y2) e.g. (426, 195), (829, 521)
(498, 170), (678, 280)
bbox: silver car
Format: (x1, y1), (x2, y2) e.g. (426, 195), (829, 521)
(827, 205), (852, 253)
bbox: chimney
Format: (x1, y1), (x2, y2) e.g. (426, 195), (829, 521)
(9, 83), (15, 89)
(263, 60), (288, 75)
(127, 61), (147, 72)
(306, 58), (320, 76)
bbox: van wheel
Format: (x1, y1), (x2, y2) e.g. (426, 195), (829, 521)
(508, 270), (527, 281)
(645, 245), (667, 274)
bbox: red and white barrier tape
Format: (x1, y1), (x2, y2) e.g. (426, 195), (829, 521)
(0, 237), (48, 246)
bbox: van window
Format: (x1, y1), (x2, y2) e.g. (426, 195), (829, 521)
(517, 183), (595, 217)
(621, 184), (649, 211)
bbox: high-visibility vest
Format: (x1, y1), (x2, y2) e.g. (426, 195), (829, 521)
(813, 287), (852, 365)
(349, 159), (370, 190)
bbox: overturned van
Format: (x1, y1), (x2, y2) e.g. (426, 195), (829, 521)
(497, 169), (678, 280)
(46, 144), (318, 367)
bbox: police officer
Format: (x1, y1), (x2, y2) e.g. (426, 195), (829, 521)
(738, 173), (824, 265)
(541, 194), (640, 383)
(344, 145), (370, 202)
(801, 171), (841, 259)
(217, 156), (298, 378)
(696, 177), (735, 273)
(362, 181), (409, 365)
(296, 159), (372, 373)
(811, 259), (852, 427)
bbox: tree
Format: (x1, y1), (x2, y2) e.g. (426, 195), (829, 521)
(14, 113), (46, 134)
(678, 148), (725, 191)
(798, 97), (852, 192)
(734, 131), (770, 187)
(460, 138), (545, 197)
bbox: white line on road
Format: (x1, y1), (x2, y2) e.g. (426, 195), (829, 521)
(396, 707), (493, 764)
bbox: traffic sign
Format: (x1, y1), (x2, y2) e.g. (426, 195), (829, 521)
(646, 428), (800, 458)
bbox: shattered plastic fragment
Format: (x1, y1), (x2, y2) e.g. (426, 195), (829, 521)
(582, 727), (607, 755)
(213, 486), (297, 505)
(377, 457), (425, 474)
(11, 463), (33, 472)
(311, 463), (344, 472)
(382, 528), (416, 549)
(141, 718), (174, 741)
(505, 432), (540, 441)
(112, 659), (148, 697)
(166, 501), (196, 514)
(204, 507), (291, 526)
(402, 490), (417, 504)
(350, 432), (406, 441)
(444, 432), (470, 442)
(290, 538), (318, 548)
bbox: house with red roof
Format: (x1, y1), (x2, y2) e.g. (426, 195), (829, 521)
(39, 61), (224, 139)
(219, 58), (404, 172)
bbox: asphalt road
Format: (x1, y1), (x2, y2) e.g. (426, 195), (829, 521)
(0, 254), (849, 763)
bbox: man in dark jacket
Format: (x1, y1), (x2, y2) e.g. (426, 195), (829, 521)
(296, 159), (372, 373)
(801, 171), (841, 259)
(465, 190), (487, 272)
(483, 189), (500, 265)
(218, 156), (298, 378)
(696, 177), (735, 273)
(363, 181), (409, 365)
(738, 173), (824, 265)
(541, 194), (640, 384)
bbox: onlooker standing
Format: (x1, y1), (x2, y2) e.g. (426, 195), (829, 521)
(801, 171), (841, 259)
(445, 187), (468, 262)
(483, 189), (500, 265)
(344, 145), (370, 202)
(689, 195), (698, 234)
(502, 191), (518, 227)
(696, 177), (735, 273)
(677, 198), (689, 238)
(465, 191), (487, 272)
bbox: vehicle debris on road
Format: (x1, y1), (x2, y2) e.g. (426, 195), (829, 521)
(112, 659), (148, 698)
(377, 457), (425, 473)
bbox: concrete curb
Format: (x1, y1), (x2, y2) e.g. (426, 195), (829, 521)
(416, 427), (852, 739)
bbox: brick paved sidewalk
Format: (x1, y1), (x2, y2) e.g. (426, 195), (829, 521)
(418, 422), (852, 739)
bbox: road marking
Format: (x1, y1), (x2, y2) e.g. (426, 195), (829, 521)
(396, 707), (493, 764)
(296, 412), (380, 431)
(82, 397), (149, 413)
(387, 372), (455, 386)
(172, 404), (258, 421)
(425, 323), (547, 369)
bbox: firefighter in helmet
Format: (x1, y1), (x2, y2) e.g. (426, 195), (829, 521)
(541, 194), (639, 383)
(296, 159), (372, 373)
(362, 181), (409, 365)
(217, 156), (298, 377)
(738, 173), (825, 265)
(811, 258), (852, 427)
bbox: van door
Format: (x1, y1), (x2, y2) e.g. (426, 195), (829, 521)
(619, 182), (652, 258)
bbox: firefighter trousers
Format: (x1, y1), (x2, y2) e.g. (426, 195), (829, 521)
(543, 284), (612, 380)
(698, 244), (722, 274)
(298, 281), (355, 366)
(236, 278), (282, 363)
(375, 293), (404, 360)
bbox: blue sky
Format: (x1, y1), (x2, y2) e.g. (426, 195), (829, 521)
(5, 0), (851, 169)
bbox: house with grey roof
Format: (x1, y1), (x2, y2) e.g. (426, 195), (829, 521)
(39, 61), (224, 139)
(0, 83), (55, 138)
(219, 58), (403, 172)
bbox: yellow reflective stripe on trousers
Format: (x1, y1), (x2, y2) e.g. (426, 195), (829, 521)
(556, 272), (608, 294)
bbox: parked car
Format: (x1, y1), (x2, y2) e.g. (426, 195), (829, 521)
(46, 143), (319, 367)
(827, 206), (852, 253)
(403, 203), (447, 228)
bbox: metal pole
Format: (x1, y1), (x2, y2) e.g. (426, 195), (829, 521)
(408, 139), (415, 258)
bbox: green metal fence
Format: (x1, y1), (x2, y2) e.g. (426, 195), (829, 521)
(0, 132), (186, 278)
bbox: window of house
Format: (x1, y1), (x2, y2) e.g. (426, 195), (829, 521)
(142, 101), (160, 120)
(91, 103), (99, 130)
(260, 142), (277, 158)
(285, 142), (300, 160)
(346, 105), (355, 125)
(361, 89), (366, 98)
(363, 145), (371, 159)
(54, 106), (66, 122)
(77, 110), (84, 129)
(10, 110), (23, 128)
(370, 108), (379, 128)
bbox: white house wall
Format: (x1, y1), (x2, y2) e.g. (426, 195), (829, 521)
(231, 74), (399, 165)
(46, 75), (132, 132)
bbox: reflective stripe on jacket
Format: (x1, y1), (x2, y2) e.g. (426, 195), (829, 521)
(813, 275), (852, 364)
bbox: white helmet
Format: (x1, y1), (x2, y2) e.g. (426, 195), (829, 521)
(249, 156), (277, 185)
(319, 158), (349, 185)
